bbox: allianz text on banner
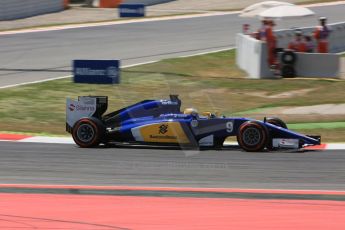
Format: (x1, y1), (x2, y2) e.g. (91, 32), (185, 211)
(73, 60), (120, 84)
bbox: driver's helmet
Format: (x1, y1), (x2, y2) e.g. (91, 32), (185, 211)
(183, 108), (198, 116)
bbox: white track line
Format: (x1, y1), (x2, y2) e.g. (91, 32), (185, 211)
(179, 47), (234, 58)
(0, 61), (159, 90)
(18, 136), (75, 144)
(326, 143), (345, 150)
(0, 75), (72, 90)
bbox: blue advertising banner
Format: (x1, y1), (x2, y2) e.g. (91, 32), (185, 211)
(73, 60), (120, 84)
(119, 4), (145, 18)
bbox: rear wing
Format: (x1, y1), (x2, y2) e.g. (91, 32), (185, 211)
(66, 96), (108, 133)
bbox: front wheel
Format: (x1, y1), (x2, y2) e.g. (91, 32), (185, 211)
(72, 118), (104, 148)
(266, 117), (288, 129)
(237, 121), (269, 152)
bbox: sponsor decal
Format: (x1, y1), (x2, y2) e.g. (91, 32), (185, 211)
(226, 121), (234, 133)
(75, 67), (118, 77)
(161, 100), (178, 105)
(159, 124), (168, 134)
(73, 60), (120, 84)
(119, 8), (145, 15)
(191, 119), (198, 128)
(119, 4), (145, 17)
(76, 105), (95, 112)
(107, 67), (119, 78)
(138, 122), (190, 144)
(149, 135), (177, 140)
(272, 138), (299, 148)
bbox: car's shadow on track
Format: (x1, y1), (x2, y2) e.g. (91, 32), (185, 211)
(90, 143), (320, 153)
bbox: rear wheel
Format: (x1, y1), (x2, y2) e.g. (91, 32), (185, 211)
(237, 121), (269, 152)
(72, 118), (105, 148)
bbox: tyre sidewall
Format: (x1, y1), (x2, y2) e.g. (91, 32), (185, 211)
(72, 118), (102, 148)
(281, 51), (297, 65)
(237, 122), (268, 152)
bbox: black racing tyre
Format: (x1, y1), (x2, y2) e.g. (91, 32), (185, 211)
(72, 118), (105, 148)
(237, 121), (269, 152)
(281, 64), (296, 78)
(266, 117), (288, 129)
(281, 51), (297, 65)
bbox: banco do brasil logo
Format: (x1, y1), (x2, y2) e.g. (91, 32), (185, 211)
(159, 124), (168, 134)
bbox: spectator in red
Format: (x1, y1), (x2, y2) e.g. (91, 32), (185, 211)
(256, 19), (277, 66)
(257, 19), (269, 41)
(266, 20), (277, 66)
(304, 35), (315, 53)
(288, 29), (307, 52)
(313, 17), (331, 53)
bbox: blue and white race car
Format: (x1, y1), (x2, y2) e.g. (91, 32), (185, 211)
(66, 95), (321, 152)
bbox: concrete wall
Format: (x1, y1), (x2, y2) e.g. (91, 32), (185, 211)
(123, 0), (175, 6)
(0, 0), (64, 20)
(294, 53), (340, 78)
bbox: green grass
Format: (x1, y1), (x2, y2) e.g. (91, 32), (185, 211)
(288, 122), (345, 130)
(287, 122), (345, 142)
(289, 128), (345, 143)
(0, 130), (68, 137)
(0, 49), (345, 141)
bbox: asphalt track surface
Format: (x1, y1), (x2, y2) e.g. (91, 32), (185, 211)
(0, 4), (345, 87)
(0, 141), (344, 190)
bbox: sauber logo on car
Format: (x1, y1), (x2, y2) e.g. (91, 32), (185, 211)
(68, 103), (95, 112)
(76, 105), (95, 112)
(159, 124), (168, 134)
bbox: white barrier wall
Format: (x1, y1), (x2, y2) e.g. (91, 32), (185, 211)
(236, 33), (274, 79)
(0, 0), (64, 20)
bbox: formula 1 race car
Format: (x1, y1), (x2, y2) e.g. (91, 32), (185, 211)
(66, 95), (321, 152)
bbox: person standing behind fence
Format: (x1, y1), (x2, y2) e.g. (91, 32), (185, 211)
(256, 20), (277, 66)
(288, 29), (307, 52)
(266, 20), (277, 66)
(313, 17), (331, 53)
(257, 19), (268, 40)
(304, 35), (314, 53)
